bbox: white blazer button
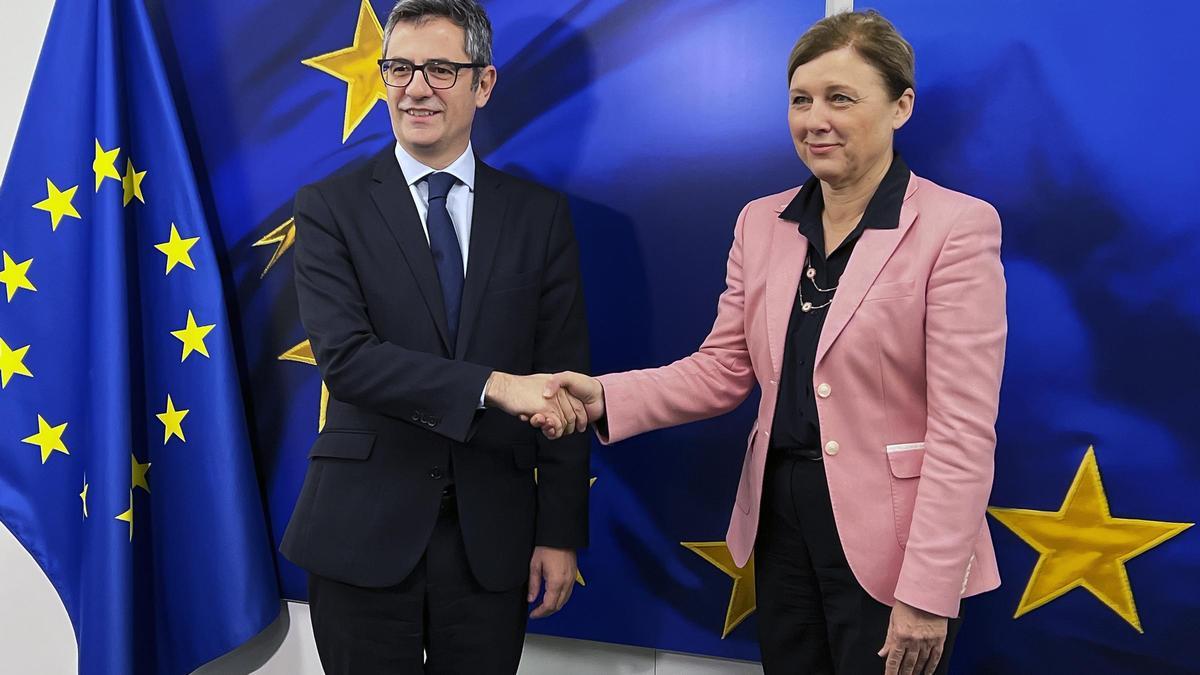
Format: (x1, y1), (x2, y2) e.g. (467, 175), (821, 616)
(817, 383), (831, 398)
(825, 440), (840, 456)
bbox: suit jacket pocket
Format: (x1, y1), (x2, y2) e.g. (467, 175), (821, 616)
(863, 279), (915, 302)
(308, 430), (377, 460)
(487, 269), (540, 295)
(886, 443), (924, 547)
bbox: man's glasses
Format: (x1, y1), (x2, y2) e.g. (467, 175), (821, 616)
(378, 59), (486, 89)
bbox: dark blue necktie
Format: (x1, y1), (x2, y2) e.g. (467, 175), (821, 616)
(424, 172), (464, 350)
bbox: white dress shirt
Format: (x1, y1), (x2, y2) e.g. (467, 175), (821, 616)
(394, 141), (475, 275)
(393, 142), (490, 406)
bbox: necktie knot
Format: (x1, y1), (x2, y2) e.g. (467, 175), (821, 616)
(426, 172), (456, 201)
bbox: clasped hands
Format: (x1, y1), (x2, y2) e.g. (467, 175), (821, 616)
(484, 371), (603, 438)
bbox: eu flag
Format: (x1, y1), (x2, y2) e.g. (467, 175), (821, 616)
(0, 1), (280, 673)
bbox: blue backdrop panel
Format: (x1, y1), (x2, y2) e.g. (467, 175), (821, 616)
(143, 0), (1199, 667)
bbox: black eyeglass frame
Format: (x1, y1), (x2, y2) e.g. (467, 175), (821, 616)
(377, 59), (488, 89)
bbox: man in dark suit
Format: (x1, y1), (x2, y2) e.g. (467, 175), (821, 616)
(280, 1), (591, 672)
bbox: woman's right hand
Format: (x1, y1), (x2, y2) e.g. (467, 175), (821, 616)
(529, 372), (605, 437)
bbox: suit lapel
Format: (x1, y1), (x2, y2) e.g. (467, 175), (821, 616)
(368, 151), (453, 353)
(454, 160), (508, 360)
(814, 175), (919, 366)
(766, 195), (809, 377)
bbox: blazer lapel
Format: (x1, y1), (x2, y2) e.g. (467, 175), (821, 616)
(454, 160), (508, 360)
(766, 195), (809, 377)
(815, 175), (919, 366)
(368, 151), (453, 353)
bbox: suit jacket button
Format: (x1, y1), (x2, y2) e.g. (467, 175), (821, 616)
(817, 383), (832, 398)
(429, 467), (443, 479)
(824, 440), (840, 456)
(411, 412), (421, 422)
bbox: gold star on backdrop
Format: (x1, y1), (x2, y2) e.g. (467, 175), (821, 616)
(22, 414), (69, 464)
(302, 0), (387, 142)
(0, 251), (36, 301)
(989, 446), (1192, 632)
(115, 491), (134, 541)
(156, 395), (189, 444)
(0, 337), (33, 388)
(171, 310), (215, 361)
(155, 223), (199, 274)
(278, 339), (330, 431)
(122, 158), (146, 206)
(32, 179), (81, 231)
(681, 541), (755, 638)
(253, 218), (295, 278)
(132, 454), (151, 493)
(93, 139), (121, 192)
(80, 477), (89, 518)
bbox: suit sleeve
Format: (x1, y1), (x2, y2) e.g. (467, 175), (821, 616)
(293, 184), (493, 443)
(893, 201), (1007, 618)
(531, 194), (591, 549)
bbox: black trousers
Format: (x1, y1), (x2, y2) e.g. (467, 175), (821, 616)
(308, 491), (528, 675)
(755, 454), (963, 675)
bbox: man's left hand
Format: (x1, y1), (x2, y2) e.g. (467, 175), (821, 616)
(527, 546), (577, 618)
(878, 600), (948, 675)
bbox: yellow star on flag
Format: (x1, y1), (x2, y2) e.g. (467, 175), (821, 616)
(171, 310), (215, 361)
(253, 218), (296, 277)
(122, 158), (146, 206)
(0, 251), (36, 301)
(156, 395), (189, 444)
(115, 491), (134, 541)
(132, 454), (151, 493)
(155, 223), (199, 274)
(32, 179), (81, 231)
(302, 0), (387, 142)
(22, 414), (69, 464)
(80, 477), (89, 518)
(681, 541), (756, 638)
(0, 337), (33, 388)
(989, 446), (1193, 632)
(93, 139), (121, 192)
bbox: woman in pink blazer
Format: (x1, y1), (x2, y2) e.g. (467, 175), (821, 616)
(535, 10), (1005, 675)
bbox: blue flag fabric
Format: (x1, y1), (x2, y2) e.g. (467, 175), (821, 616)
(0, 1), (280, 673)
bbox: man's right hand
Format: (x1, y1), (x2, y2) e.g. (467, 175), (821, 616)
(532, 372), (605, 438)
(484, 372), (587, 439)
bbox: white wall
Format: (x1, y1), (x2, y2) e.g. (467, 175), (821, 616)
(0, 2), (761, 672)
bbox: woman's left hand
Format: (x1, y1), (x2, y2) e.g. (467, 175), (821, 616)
(878, 600), (948, 675)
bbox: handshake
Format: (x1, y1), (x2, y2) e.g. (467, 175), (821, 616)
(484, 371), (604, 439)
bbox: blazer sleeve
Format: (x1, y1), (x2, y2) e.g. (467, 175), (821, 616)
(893, 200), (1007, 618)
(293, 184), (493, 443)
(530, 194), (592, 548)
(595, 202), (758, 444)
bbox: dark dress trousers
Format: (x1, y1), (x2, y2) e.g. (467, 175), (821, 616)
(280, 146), (590, 673)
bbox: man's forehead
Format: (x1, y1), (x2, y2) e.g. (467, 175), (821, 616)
(387, 18), (467, 48)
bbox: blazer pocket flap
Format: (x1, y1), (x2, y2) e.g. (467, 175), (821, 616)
(886, 442), (925, 478)
(863, 279), (915, 302)
(512, 443), (537, 469)
(488, 269), (540, 294)
(308, 430), (377, 460)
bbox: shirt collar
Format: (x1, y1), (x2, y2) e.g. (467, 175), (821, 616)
(780, 152), (910, 247)
(394, 142), (477, 192)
